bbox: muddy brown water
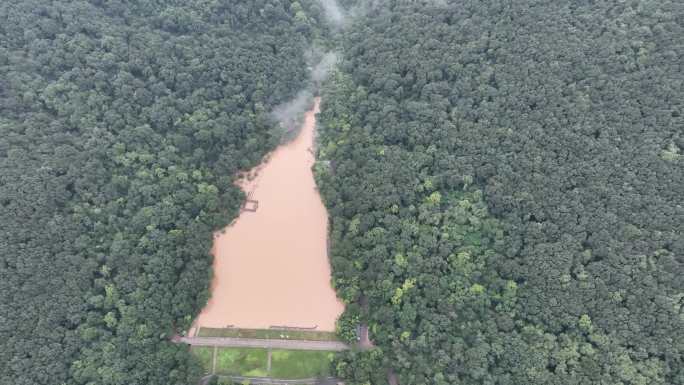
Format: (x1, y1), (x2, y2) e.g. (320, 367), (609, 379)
(195, 97), (344, 332)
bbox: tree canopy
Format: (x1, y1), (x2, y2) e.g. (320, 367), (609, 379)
(2, 1), (682, 384)
(0, 1), (327, 384)
(316, 1), (683, 384)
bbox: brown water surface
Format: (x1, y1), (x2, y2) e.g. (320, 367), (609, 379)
(195, 98), (344, 332)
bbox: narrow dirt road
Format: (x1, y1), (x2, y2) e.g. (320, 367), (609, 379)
(179, 336), (349, 351)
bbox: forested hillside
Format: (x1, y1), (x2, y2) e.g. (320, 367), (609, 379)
(0, 1), (327, 384)
(317, 1), (683, 384)
(3, 0), (682, 384)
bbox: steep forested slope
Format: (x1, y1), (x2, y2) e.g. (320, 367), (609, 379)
(317, 1), (683, 384)
(0, 1), (327, 384)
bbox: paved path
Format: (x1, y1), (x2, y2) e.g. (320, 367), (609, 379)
(179, 336), (350, 351)
(388, 368), (399, 385)
(211, 375), (339, 384)
(358, 324), (374, 350)
(211, 346), (217, 374)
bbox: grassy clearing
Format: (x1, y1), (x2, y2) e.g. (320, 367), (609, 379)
(191, 346), (213, 374)
(214, 347), (269, 377)
(270, 350), (334, 379)
(198, 327), (338, 341)
(191, 346), (335, 379)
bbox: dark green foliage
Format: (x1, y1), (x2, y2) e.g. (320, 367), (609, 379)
(0, 1), (324, 384)
(3, 0), (683, 384)
(332, 349), (388, 385)
(318, 1), (683, 384)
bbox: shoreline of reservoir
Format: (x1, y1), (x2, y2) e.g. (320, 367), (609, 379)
(194, 97), (344, 333)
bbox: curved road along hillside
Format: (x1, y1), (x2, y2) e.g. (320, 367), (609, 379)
(179, 336), (350, 351)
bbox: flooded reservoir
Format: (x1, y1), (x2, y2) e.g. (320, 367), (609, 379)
(195, 98), (344, 332)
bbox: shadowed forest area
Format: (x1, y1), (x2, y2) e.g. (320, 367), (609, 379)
(0, 1), (331, 384)
(1, 1), (682, 385)
(315, 1), (683, 384)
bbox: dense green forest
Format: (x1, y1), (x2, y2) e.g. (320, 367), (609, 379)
(317, 1), (682, 384)
(0, 1), (328, 384)
(3, 0), (683, 384)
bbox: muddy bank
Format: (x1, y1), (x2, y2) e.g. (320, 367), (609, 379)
(195, 98), (344, 332)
